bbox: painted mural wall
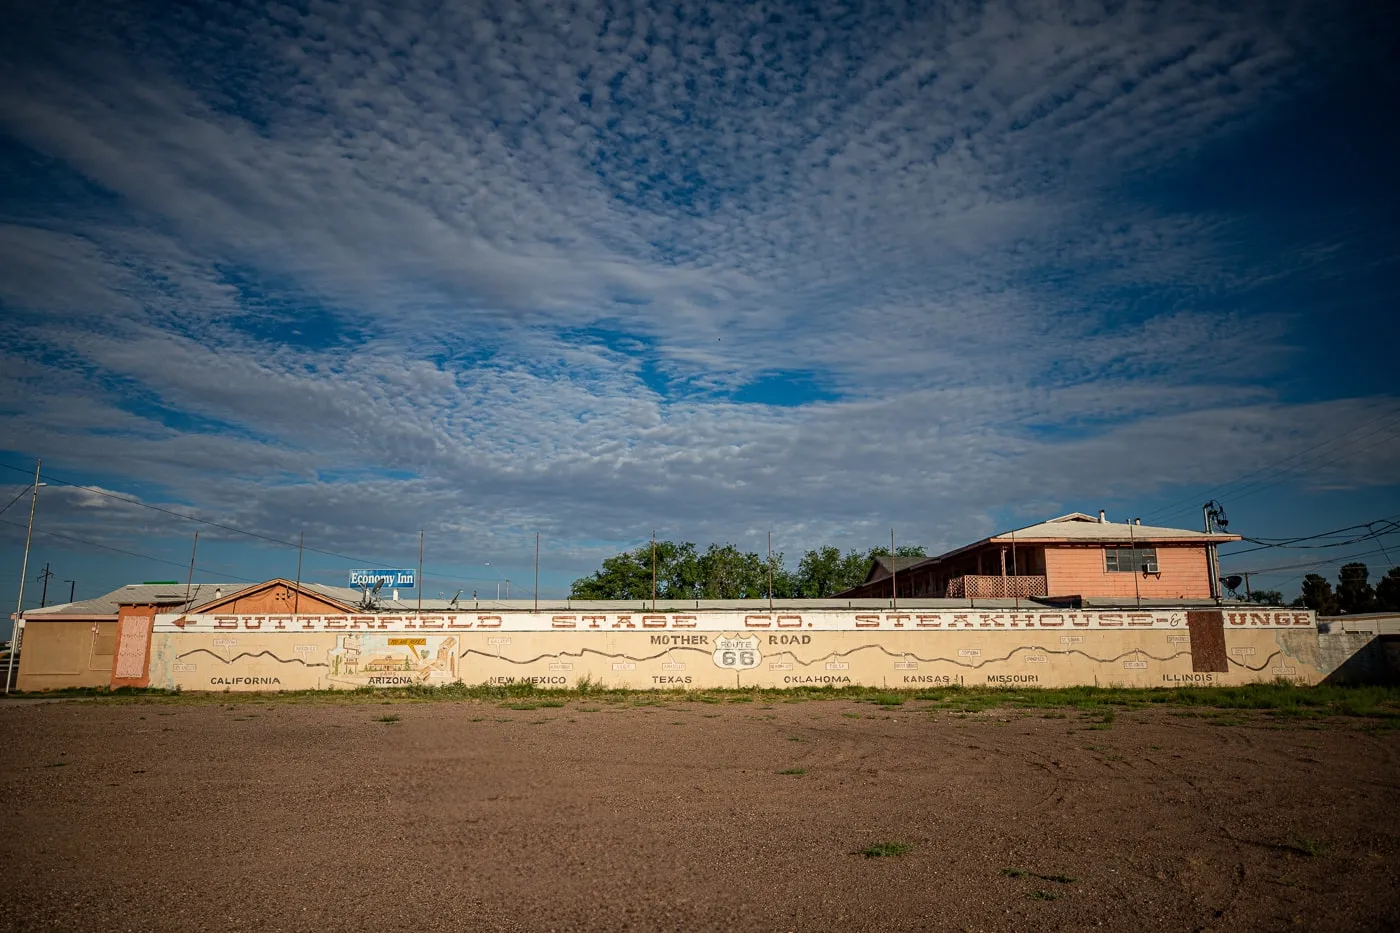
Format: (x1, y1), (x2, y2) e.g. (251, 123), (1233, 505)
(142, 608), (1323, 692)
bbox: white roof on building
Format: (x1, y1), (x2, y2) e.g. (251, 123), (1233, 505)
(19, 583), (221, 618)
(991, 512), (1239, 544)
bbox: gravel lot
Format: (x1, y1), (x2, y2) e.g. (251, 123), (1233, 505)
(1, 697), (1397, 932)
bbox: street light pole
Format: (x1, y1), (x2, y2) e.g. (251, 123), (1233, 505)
(6, 459), (42, 695)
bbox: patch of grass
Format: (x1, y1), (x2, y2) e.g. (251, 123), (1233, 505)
(1027, 890), (1059, 901)
(539, 700), (566, 708)
(841, 712), (862, 719)
(504, 703), (539, 711)
(374, 714), (401, 724)
(858, 841), (912, 859)
(1003, 868), (1076, 884)
(871, 694), (905, 707)
(17, 682), (1400, 723)
(43, 762), (67, 768)
(777, 768), (807, 776)
(1289, 836), (1326, 858)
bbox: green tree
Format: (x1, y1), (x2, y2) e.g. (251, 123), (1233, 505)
(570, 540), (701, 599)
(1376, 566), (1400, 612)
(1247, 589), (1285, 605)
(795, 546), (864, 597)
(1336, 562), (1376, 614)
(1298, 573), (1339, 615)
(571, 540), (926, 599)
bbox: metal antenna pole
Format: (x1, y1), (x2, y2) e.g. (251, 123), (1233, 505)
(417, 531), (424, 615)
(7, 459), (41, 695)
(890, 528), (898, 610)
(184, 532), (199, 610)
(651, 530), (657, 612)
(767, 531), (773, 611)
(1128, 518), (1141, 610)
(293, 531), (304, 618)
(1011, 528), (1018, 610)
(534, 532), (540, 612)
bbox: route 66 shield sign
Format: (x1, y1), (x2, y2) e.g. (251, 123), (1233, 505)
(713, 635), (761, 670)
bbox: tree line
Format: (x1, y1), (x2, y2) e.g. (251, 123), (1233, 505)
(569, 541), (927, 600)
(1290, 563), (1400, 615)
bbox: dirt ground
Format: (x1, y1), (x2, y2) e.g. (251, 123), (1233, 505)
(0, 698), (1397, 932)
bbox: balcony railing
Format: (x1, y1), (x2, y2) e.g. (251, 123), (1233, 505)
(945, 575), (1048, 599)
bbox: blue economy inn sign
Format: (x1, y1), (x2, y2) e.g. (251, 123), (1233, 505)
(348, 569), (416, 589)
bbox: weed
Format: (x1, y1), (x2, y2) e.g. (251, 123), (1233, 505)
(539, 700), (566, 708)
(1289, 836), (1326, 858)
(375, 714), (401, 724)
(872, 694), (905, 707)
(777, 768), (807, 776)
(1028, 890), (1059, 901)
(841, 712), (862, 719)
(43, 762), (67, 768)
(858, 842), (912, 858)
(1003, 868), (1075, 884)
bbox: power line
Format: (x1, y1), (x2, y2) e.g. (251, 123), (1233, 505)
(1141, 406), (1400, 523)
(1226, 517), (1400, 556)
(0, 459), (501, 585)
(0, 518), (260, 585)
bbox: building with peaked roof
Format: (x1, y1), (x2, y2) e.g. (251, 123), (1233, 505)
(836, 512), (1240, 603)
(11, 583), (217, 692)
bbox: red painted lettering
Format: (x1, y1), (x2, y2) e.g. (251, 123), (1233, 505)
(744, 615), (772, 628)
(672, 615), (697, 628)
(641, 615), (667, 628)
(915, 615), (942, 628)
(777, 614), (804, 628)
(854, 614), (880, 628)
(551, 615), (577, 629)
(475, 614), (502, 628)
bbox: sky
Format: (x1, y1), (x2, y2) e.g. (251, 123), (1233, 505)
(2, 0), (1399, 623)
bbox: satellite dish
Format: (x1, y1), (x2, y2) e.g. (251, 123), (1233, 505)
(1221, 575), (1243, 598)
(370, 579), (384, 595)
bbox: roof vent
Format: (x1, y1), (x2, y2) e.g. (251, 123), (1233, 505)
(1099, 509), (1106, 523)
(1135, 518), (1142, 525)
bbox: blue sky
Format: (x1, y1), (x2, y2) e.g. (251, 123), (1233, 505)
(2, 0), (1398, 622)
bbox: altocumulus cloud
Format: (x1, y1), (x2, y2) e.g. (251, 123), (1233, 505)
(0, 0), (1398, 591)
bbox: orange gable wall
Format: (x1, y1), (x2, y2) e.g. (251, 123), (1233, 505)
(1043, 544), (1213, 599)
(200, 583), (348, 616)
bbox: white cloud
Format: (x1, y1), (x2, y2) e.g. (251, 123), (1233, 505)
(0, 0), (1395, 596)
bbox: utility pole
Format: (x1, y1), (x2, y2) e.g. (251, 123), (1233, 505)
(767, 531), (773, 611)
(7, 458), (42, 695)
(38, 563), (53, 608)
(890, 528), (898, 610)
(64, 580), (75, 604)
(651, 530), (657, 612)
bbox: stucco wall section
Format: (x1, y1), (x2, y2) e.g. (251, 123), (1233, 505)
(143, 617), (1326, 692)
(15, 621), (116, 691)
(1044, 545), (1212, 599)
